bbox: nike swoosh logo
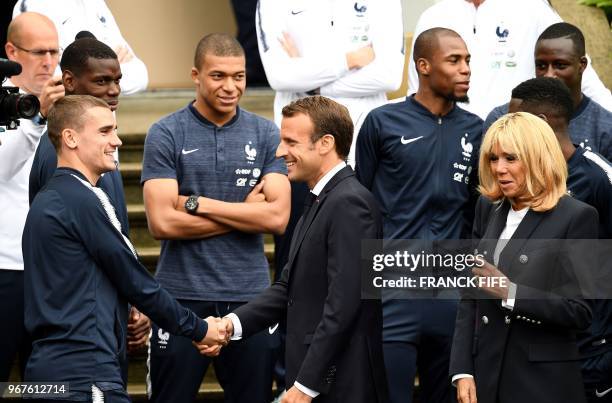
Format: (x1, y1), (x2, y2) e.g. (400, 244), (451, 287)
(181, 148), (199, 155)
(291, 10), (304, 15)
(400, 135), (423, 145)
(596, 387), (612, 397)
(269, 323), (279, 334)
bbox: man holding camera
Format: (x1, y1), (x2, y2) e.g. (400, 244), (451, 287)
(0, 12), (64, 381)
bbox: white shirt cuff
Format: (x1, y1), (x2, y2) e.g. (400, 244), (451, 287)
(224, 313), (243, 340)
(294, 381), (319, 398)
(451, 373), (474, 387)
(501, 282), (517, 310)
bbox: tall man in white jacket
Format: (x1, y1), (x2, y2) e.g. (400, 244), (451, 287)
(407, 0), (612, 119)
(13, 0), (148, 95)
(256, 0), (405, 165)
(0, 11), (64, 381)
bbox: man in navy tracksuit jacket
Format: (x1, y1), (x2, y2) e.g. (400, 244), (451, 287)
(27, 37), (150, 385)
(356, 28), (482, 403)
(22, 96), (223, 402)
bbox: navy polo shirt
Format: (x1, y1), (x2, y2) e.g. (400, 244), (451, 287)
(141, 103), (286, 301)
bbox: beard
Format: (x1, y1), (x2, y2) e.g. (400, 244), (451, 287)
(449, 93), (470, 103)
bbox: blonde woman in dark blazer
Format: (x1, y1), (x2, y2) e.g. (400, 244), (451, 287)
(450, 112), (599, 403)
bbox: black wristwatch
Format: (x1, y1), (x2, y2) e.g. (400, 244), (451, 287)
(32, 112), (47, 126)
(184, 195), (199, 215)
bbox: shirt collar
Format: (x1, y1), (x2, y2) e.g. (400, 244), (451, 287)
(567, 144), (584, 170)
(188, 101), (241, 127)
(311, 161), (346, 196)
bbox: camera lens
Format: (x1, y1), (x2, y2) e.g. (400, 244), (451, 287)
(0, 92), (40, 122)
(16, 94), (39, 119)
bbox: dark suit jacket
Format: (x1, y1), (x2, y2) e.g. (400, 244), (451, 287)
(233, 166), (387, 403)
(450, 195), (599, 403)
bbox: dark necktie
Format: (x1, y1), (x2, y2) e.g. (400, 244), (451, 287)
(293, 192), (317, 243)
(302, 192), (317, 217)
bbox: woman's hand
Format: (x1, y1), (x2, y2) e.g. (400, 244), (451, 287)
(472, 261), (510, 300)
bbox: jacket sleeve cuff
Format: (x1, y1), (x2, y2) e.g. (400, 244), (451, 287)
(192, 317), (208, 342)
(501, 282), (517, 310)
(451, 373), (474, 387)
(294, 381), (319, 398)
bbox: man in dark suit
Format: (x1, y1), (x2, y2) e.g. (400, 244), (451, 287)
(203, 95), (387, 403)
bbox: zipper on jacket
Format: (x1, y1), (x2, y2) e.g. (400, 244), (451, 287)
(431, 116), (444, 237)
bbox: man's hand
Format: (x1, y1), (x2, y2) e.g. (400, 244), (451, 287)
(113, 45), (134, 64)
(192, 317), (227, 355)
(456, 377), (477, 403)
(220, 317), (234, 339)
(472, 261), (510, 300)
(127, 307), (151, 353)
(245, 180), (266, 203)
(346, 45), (375, 70)
(38, 75), (65, 117)
(279, 32), (300, 58)
(281, 386), (312, 403)
(193, 316), (232, 357)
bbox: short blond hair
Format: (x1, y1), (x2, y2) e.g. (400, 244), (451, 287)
(478, 112), (567, 212)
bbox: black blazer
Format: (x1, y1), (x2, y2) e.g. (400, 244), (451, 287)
(233, 166), (388, 403)
(450, 195), (599, 403)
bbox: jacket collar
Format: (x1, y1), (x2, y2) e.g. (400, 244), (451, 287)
(407, 94), (460, 121)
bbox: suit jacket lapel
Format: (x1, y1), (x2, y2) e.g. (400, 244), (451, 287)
(479, 201), (510, 259)
(285, 166), (354, 276)
(483, 201), (510, 240)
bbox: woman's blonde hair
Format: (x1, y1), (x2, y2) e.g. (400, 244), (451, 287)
(478, 112), (567, 211)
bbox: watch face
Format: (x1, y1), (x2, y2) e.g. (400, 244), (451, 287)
(185, 196), (198, 212)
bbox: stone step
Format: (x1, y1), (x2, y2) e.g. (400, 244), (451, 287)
(127, 204), (158, 250)
(120, 162), (144, 205)
(118, 132), (147, 163)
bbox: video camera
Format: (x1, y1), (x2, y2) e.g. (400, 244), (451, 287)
(1, 58), (40, 130)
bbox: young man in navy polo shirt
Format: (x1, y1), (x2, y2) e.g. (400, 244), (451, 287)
(141, 33), (290, 403)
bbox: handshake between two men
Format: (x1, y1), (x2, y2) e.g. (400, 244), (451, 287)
(195, 316), (236, 356)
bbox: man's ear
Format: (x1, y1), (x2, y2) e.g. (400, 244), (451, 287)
(5, 42), (17, 60)
(191, 67), (200, 85)
(63, 70), (75, 92)
(536, 113), (549, 123)
(578, 55), (587, 75)
(318, 134), (336, 155)
(416, 57), (431, 76)
(62, 128), (79, 150)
